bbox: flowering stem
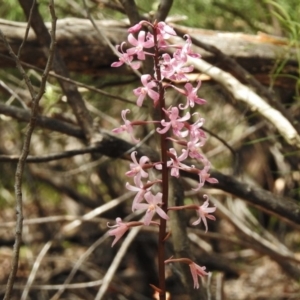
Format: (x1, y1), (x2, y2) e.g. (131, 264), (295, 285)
(109, 20), (218, 298)
(153, 23), (168, 300)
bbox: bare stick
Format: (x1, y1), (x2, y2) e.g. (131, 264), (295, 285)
(0, 215), (104, 228)
(173, 25), (299, 135)
(0, 145), (103, 163)
(0, 80), (28, 109)
(210, 196), (300, 279)
(2, 1), (56, 299)
(50, 209), (144, 300)
(21, 241), (52, 300)
(61, 191), (133, 232)
(188, 57), (300, 148)
(17, 0), (35, 58)
(94, 225), (142, 300)
(19, 193), (132, 298)
(82, 0), (142, 79)
(50, 234), (109, 300)
(19, 0), (94, 141)
(6, 279), (103, 290)
(0, 55), (138, 105)
(1, 101), (300, 226)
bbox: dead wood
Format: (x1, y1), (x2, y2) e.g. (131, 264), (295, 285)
(1, 102), (300, 227)
(0, 18), (298, 88)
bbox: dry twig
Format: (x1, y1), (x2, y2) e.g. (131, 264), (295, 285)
(1, 1), (56, 298)
(188, 57), (300, 148)
(1, 101), (299, 226)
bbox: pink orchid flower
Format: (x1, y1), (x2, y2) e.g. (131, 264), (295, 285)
(157, 22), (177, 39)
(161, 53), (194, 81)
(157, 107), (190, 137)
(127, 31), (154, 60)
(156, 22), (177, 47)
(192, 196), (216, 232)
(107, 218), (129, 247)
(174, 34), (201, 63)
(133, 74), (159, 106)
(111, 42), (141, 70)
(164, 257), (209, 289)
(125, 151), (150, 183)
(126, 177), (162, 211)
(112, 109), (139, 142)
(188, 114), (206, 142)
(180, 82), (206, 109)
(189, 262), (209, 289)
(134, 191), (169, 225)
(167, 148), (189, 178)
(186, 135), (206, 160)
(189, 163), (218, 192)
(128, 22), (143, 33)
(171, 81), (206, 110)
(126, 177), (149, 211)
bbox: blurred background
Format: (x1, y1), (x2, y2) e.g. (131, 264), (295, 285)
(0, 0), (299, 299)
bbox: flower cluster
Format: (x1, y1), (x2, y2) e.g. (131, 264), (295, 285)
(109, 20), (217, 292)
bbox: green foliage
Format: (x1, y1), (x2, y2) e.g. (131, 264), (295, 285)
(129, 0), (266, 33)
(0, 0), (85, 21)
(0, 0), (26, 21)
(266, 0), (300, 99)
(169, 0), (259, 32)
(2, 0), (299, 36)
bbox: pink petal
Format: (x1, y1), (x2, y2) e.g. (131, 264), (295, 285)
(143, 209), (155, 225)
(140, 156), (150, 165)
(206, 215), (216, 221)
(134, 202), (148, 210)
(141, 74), (151, 86)
(136, 94), (146, 107)
(148, 89), (159, 102)
(157, 123), (171, 134)
(207, 178), (218, 184)
(128, 33), (138, 46)
(156, 206), (169, 220)
(111, 61), (124, 67)
(130, 151), (139, 165)
(189, 264), (199, 289)
(128, 23), (142, 33)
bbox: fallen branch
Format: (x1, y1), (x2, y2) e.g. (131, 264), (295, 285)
(1, 105), (300, 226)
(188, 57), (300, 148)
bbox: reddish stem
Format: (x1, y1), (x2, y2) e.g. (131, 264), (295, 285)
(153, 23), (168, 300)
